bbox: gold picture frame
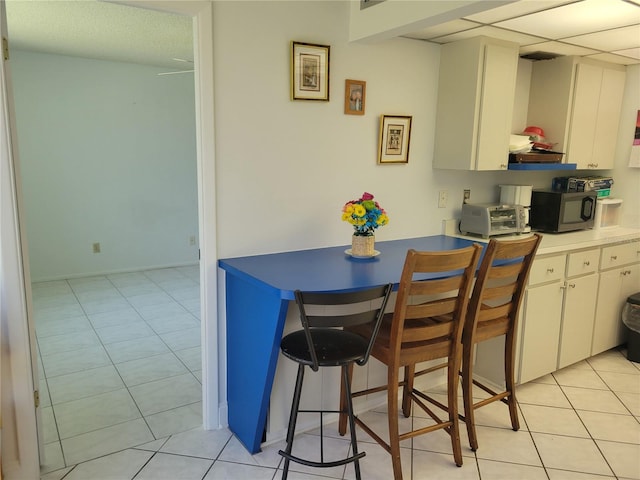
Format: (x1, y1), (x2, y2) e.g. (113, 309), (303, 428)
(291, 41), (330, 101)
(378, 115), (412, 164)
(344, 79), (366, 115)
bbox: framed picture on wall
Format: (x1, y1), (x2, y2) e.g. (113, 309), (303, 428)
(378, 115), (412, 164)
(344, 79), (366, 115)
(291, 41), (330, 101)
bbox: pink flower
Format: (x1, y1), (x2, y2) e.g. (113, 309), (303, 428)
(361, 192), (374, 201)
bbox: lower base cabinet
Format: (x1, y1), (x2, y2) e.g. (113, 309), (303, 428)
(592, 263), (640, 355)
(475, 238), (639, 388)
(558, 273), (598, 369)
(519, 281), (563, 384)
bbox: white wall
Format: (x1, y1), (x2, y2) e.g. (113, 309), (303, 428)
(613, 64), (640, 228)
(10, 51), (199, 281)
(212, 1), (599, 260)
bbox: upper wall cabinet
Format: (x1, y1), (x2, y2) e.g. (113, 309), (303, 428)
(527, 57), (626, 170)
(433, 36), (519, 171)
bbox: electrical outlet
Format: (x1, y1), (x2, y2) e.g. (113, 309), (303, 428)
(189, 235), (196, 246)
(92, 242), (101, 253)
(463, 189), (471, 204)
(438, 190), (448, 208)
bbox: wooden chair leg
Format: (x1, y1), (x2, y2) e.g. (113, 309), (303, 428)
(387, 366), (403, 480)
(338, 364), (353, 436)
(448, 351), (463, 467)
(462, 340), (478, 451)
(402, 365), (414, 418)
(505, 332), (520, 431)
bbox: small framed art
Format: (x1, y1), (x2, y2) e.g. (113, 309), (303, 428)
(291, 41), (330, 101)
(378, 115), (412, 164)
(344, 79), (366, 115)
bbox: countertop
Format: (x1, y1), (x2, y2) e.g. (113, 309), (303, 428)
(442, 219), (640, 256)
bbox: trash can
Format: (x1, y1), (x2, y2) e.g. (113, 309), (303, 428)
(622, 292), (640, 363)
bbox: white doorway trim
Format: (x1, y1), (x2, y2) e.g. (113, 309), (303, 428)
(0, 1), (218, 477)
(113, 0), (220, 430)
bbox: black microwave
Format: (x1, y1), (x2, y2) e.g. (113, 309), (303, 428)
(530, 190), (597, 233)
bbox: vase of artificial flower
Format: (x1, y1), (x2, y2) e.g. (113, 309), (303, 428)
(342, 192), (389, 257)
(351, 233), (376, 257)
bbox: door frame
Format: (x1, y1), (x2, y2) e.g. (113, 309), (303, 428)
(0, 2), (218, 478)
(107, 0), (220, 429)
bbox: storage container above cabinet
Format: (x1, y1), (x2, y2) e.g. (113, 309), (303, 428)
(433, 36), (519, 171)
(527, 56), (626, 170)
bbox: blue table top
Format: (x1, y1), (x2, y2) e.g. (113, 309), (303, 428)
(218, 235), (482, 300)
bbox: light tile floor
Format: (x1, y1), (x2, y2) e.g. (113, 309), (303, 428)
(39, 329), (640, 480)
(33, 266), (203, 474)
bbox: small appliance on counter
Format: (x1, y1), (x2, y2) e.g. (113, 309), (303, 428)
(499, 184), (532, 233)
(551, 175), (614, 194)
(459, 203), (527, 239)
(594, 198), (623, 229)
(529, 189), (597, 233)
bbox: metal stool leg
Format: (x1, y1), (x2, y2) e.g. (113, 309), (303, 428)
(281, 364), (305, 480)
(343, 364), (363, 480)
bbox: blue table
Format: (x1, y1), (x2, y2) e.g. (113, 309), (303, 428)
(218, 235), (481, 454)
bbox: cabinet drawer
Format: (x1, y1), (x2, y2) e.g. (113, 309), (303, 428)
(528, 254), (566, 286)
(566, 248), (600, 277)
(600, 241), (640, 270)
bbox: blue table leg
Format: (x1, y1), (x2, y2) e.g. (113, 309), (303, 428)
(225, 274), (289, 454)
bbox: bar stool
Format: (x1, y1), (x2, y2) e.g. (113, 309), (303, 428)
(339, 245), (482, 480)
(278, 284), (393, 480)
(461, 234), (542, 451)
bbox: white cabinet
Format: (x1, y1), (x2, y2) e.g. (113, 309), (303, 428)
(433, 36), (519, 171)
(527, 56), (625, 169)
(519, 254), (565, 383)
(475, 236), (640, 387)
(592, 241), (640, 355)
(558, 249), (600, 369)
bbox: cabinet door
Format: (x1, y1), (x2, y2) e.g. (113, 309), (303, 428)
(567, 62), (601, 168)
(592, 265), (640, 355)
(519, 282), (563, 383)
(558, 274), (598, 369)
(476, 43), (518, 171)
(592, 68), (625, 169)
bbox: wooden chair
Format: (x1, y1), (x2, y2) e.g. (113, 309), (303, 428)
(278, 284), (393, 480)
(461, 234), (542, 451)
(338, 245), (482, 480)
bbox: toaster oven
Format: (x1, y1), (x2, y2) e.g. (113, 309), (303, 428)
(459, 203), (527, 238)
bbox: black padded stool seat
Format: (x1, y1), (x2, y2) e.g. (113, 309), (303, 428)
(278, 284), (392, 480)
(280, 329), (371, 367)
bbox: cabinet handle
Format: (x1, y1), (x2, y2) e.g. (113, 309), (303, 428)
(583, 260), (590, 266)
(500, 164), (507, 169)
(547, 268), (554, 273)
(623, 270), (632, 276)
(611, 255), (618, 261)
(568, 283), (576, 288)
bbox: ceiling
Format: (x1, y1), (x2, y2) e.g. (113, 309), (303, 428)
(4, 0), (640, 68)
(5, 0), (193, 70)
(404, 0), (640, 65)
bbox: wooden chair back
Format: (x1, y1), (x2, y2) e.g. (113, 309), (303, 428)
(389, 245), (482, 365)
(464, 234), (542, 344)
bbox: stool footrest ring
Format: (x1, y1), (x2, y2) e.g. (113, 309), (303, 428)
(278, 450), (365, 468)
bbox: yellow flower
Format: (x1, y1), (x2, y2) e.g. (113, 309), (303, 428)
(353, 204), (366, 217)
(343, 204), (354, 215)
(377, 214), (389, 225)
(341, 212), (351, 222)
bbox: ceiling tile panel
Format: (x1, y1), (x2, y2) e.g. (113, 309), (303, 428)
(563, 24), (640, 51)
(494, 0), (640, 39)
(430, 25), (546, 45)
